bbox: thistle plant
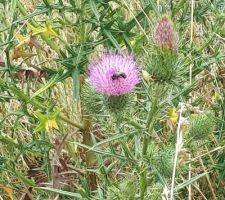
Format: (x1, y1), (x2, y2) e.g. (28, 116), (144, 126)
(146, 16), (179, 82)
(0, 1), (224, 200)
(84, 51), (140, 113)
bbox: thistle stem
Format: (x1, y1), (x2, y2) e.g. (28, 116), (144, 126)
(140, 96), (159, 199)
(82, 117), (97, 191)
(58, 114), (84, 130)
(143, 98), (158, 155)
(78, 1), (97, 190)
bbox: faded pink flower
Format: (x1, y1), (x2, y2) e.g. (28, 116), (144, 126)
(88, 51), (140, 96)
(153, 17), (179, 49)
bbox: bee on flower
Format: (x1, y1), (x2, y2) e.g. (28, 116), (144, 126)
(88, 51), (140, 96)
(83, 51), (140, 113)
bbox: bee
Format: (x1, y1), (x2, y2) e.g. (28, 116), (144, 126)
(111, 72), (127, 80)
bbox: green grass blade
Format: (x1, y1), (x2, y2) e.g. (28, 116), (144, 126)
(29, 74), (59, 100)
(37, 187), (83, 198)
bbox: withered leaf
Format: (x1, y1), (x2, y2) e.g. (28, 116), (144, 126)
(12, 48), (36, 60)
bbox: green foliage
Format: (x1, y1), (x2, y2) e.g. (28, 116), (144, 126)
(146, 47), (178, 82)
(0, 0), (225, 199)
(147, 182), (163, 200)
(82, 81), (104, 115)
(106, 177), (137, 200)
(153, 147), (174, 178)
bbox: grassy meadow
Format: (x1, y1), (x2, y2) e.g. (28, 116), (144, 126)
(0, 0), (225, 199)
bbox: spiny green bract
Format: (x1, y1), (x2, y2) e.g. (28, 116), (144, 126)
(82, 80), (136, 117)
(106, 178), (137, 200)
(188, 112), (215, 140)
(82, 81), (104, 115)
(146, 47), (178, 82)
(104, 95), (129, 112)
(147, 182), (164, 200)
(147, 144), (174, 178)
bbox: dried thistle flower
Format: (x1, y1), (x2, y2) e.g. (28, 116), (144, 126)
(153, 17), (179, 50)
(88, 51), (140, 96)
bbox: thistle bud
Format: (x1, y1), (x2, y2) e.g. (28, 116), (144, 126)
(153, 17), (179, 50)
(145, 17), (179, 82)
(188, 113), (215, 140)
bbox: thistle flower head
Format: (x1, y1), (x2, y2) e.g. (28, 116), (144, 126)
(88, 51), (140, 96)
(188, 113), (215, 140)
(153, 17), (179, 49)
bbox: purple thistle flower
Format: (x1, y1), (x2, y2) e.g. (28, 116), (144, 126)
(153, 17), (179, 50)
(88, 51), (140, 96)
